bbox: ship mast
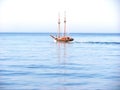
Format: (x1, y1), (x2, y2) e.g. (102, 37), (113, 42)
(64, 11), (66, 37)
(58, 13), (60, 38)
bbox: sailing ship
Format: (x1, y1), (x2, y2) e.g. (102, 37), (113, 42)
(50, 12), (74, 42)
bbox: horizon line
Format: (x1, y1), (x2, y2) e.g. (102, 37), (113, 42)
(0, 32), (120, 34)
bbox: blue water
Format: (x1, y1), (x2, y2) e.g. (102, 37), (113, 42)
(0, 33), (120, 90)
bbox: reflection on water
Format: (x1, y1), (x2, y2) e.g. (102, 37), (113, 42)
(56, 42), (67, 90)
(56, 42), (67, 64)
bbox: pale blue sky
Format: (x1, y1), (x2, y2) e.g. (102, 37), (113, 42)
(0, 0), (119, 33)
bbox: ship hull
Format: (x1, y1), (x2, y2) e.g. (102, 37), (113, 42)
(50, 35), (74, 42)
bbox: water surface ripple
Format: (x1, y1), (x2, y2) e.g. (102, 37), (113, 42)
(0, 33), (120, 90)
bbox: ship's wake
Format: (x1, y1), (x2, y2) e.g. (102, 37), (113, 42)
(74, 41), (120, 45)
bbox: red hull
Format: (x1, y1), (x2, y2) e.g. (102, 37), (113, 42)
(50, 35), (74, 42)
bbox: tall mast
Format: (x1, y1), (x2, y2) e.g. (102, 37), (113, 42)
(58, 13), (60, 38)
(64, 11), (66, 37)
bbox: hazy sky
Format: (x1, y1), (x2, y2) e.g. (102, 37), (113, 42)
(0, 0), (119, 33)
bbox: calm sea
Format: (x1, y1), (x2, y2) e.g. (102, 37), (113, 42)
(0, 33), (120, 90)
